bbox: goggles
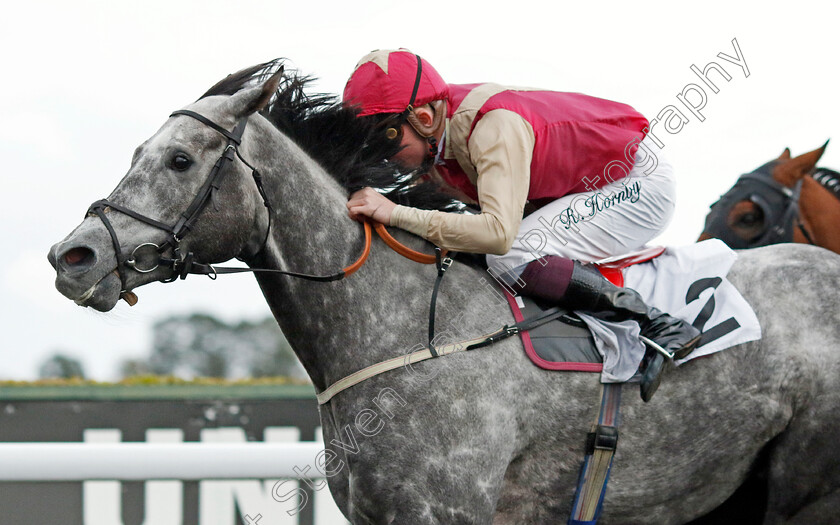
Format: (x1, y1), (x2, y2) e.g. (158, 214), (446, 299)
(379, 53), (423, 142)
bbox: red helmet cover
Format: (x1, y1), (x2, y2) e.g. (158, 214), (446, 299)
(343, 49), (448, 117)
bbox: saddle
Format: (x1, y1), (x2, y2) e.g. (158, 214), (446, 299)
(505, 246), (665, 372)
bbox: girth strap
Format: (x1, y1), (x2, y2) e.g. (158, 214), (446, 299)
(316, 304), (570, 405)
(568, 383), (622, 525)
(316, 330), (497, 405)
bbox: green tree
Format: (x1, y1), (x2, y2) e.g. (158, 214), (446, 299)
(39, 353), (86, 379)
(124, 314), (305, 380)
(118, 358), (152, 378)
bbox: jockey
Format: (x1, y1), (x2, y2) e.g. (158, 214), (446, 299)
(343, 49), (701, 401)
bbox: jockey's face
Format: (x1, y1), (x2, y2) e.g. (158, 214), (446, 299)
(391, 123), (429, 171)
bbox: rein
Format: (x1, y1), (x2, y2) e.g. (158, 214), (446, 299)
(87, 110), (443, 294)
(88, 107), (547, 406)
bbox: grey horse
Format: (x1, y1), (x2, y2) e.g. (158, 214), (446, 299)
(48, 64), (840, 524)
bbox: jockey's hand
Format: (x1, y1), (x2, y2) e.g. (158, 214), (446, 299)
(347, 187), (396, 225)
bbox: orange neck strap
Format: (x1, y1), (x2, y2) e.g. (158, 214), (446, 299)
(340, 221), (373, 277)
(373, 222), (445, 264)
(341, 221), (444, 277)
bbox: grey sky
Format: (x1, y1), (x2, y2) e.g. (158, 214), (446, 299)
(3, 0), (838, 379)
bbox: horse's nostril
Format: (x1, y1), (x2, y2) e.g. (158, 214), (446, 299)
(63, 247), (95, 268)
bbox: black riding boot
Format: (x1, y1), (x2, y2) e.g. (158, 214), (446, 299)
(562, 262), (701, 402)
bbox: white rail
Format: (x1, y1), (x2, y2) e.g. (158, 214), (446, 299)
(0, 442), (325, 481)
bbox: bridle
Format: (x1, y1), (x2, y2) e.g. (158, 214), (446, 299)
(83, 106), (587, 406)
(86, 109), (442, 296)
(87, 107), (459, 356)
(703, 161), (816, 248)
(88, 109), (286, 292)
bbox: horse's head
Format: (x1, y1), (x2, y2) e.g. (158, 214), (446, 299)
(48, 69), (283, 312)
(699, 142), (829, 249)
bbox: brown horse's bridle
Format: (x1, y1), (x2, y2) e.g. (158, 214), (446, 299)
(86, 110), (443, 298)
(703, 161), (816, 249)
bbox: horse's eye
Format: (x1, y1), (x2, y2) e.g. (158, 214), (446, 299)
(171, 153), (193, 172)
(738, 212), (761, 226)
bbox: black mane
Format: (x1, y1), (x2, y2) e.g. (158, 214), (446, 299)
(200, 60), (461, 212)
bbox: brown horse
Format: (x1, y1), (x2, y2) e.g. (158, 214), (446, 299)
(699, 142), (840, 253)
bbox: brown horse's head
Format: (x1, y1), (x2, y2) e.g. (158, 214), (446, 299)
(699, 142), (840, 253)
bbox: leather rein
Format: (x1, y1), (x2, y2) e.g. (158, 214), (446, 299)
(87, 110), (442, 302)
(86, 108), (576, 406)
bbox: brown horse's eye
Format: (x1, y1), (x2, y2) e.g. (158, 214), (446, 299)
(737, 211), (763, 227)
(171, 153), (193, 172)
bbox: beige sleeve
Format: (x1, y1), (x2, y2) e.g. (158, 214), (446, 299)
(390, 109), (534, 255)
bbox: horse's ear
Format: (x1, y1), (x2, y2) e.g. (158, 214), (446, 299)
(225, 66), (285, 119)
(778, 148), (791, 160)
(773, 140), (829, 186)
(792, 141), (829, 172)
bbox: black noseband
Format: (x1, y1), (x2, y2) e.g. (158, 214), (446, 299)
(84, 108), (365, 293)
(703, 162), (809, 249)
(86, 110), (270, 291)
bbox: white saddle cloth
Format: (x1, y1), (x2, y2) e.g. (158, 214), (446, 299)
(578, 239), (762, 383)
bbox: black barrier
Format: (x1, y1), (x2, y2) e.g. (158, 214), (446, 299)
(0, 384), (342, 525)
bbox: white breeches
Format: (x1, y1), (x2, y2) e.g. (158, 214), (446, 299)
(486, 135), (676, 279)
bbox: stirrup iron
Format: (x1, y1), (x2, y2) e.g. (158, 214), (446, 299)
(639, 335), (674, 360)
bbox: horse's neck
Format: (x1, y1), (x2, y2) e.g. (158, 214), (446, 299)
(813, 168), (840, 201)
(243, 121), (437, 390)
(801, 175), (840, 253)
